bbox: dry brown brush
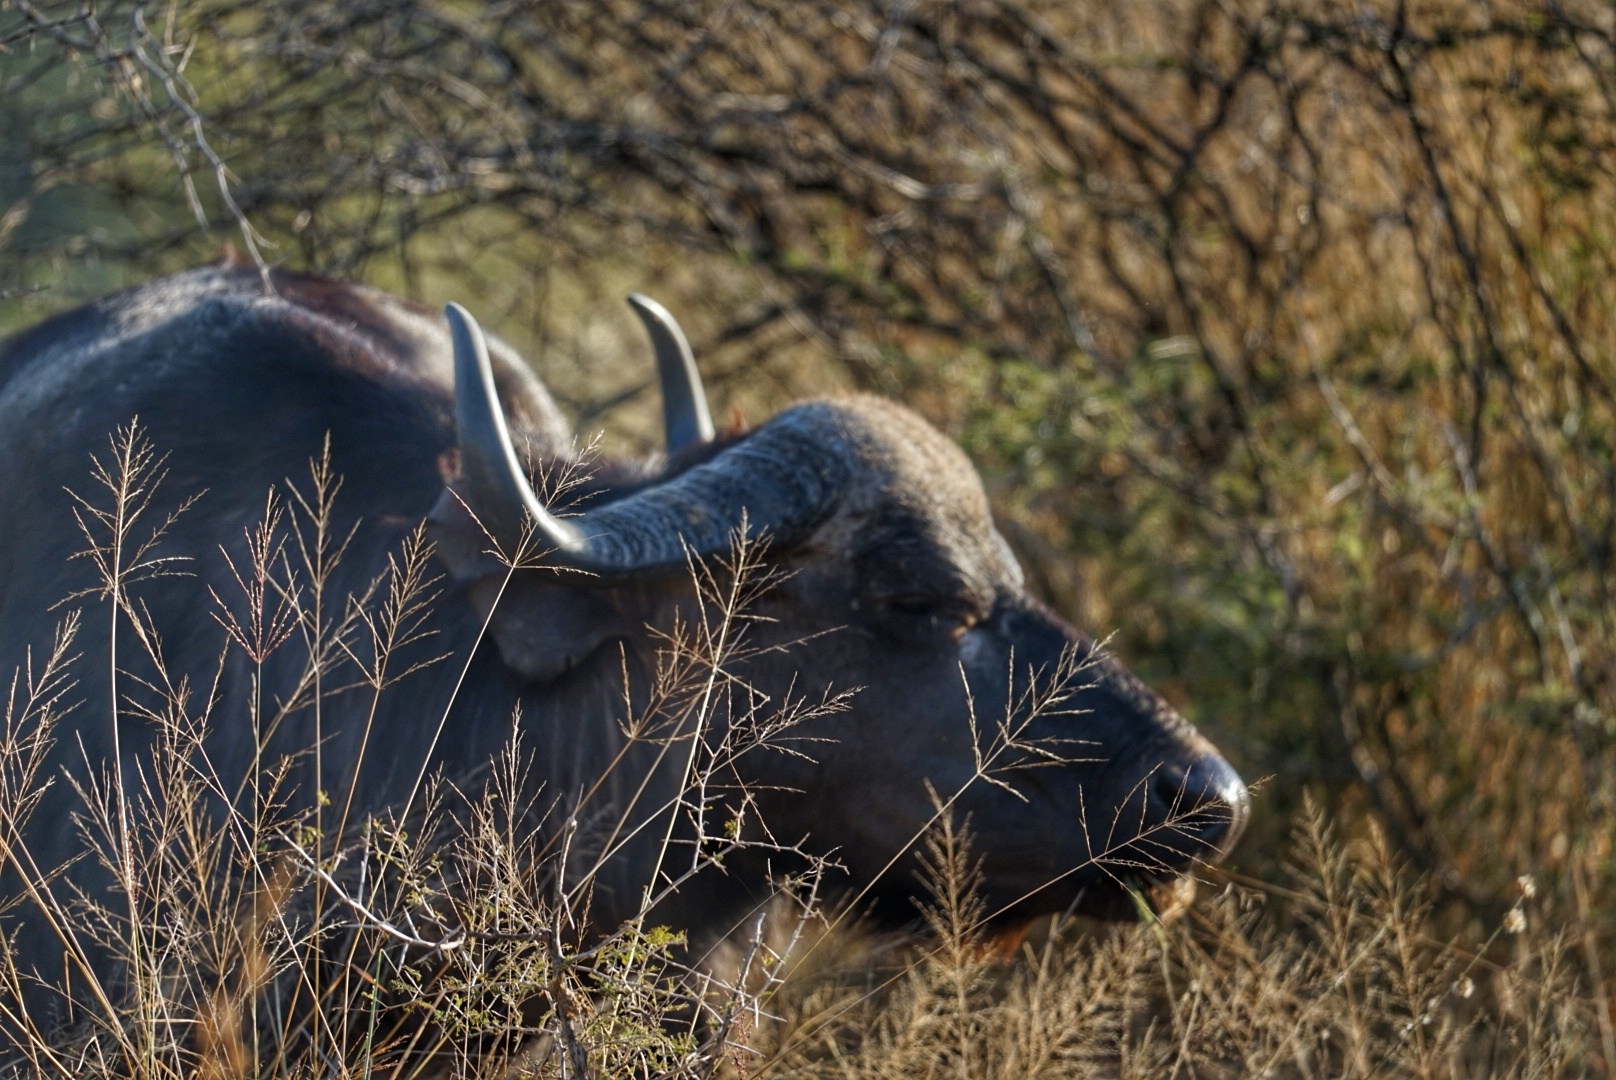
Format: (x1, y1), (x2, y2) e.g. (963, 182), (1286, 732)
(3, 439), (1604, 1075)
(733, 799), (1598, 1079)
(4, 0), (1616, 1072)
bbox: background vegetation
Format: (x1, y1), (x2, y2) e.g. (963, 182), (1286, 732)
(3, 0), (1616, 1074)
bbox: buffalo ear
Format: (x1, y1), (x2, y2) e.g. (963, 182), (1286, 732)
(428, 488), (631, 685)
(468, 575), (631, 685)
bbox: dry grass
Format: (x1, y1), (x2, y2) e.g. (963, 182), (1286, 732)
(4, 0), (1616, 1074)
(0, 424), (1599, 1077)
(736, 800), (1597, 1080)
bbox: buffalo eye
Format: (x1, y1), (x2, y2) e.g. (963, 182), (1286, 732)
(876, 592), (982, 637)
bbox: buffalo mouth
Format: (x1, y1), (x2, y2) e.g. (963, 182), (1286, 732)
(973, 876), (1202, 958)
(974, 765), (1251, 927)
(845, 749), (1250, 935)
(848, 839), (1231, 948)
(971, 865), (1197, 927)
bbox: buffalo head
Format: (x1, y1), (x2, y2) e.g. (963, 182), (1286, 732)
(429, 301), (1248, 929)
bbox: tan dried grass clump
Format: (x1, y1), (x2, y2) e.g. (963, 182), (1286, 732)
(744, 797), (1595, 1080)
(6, 0), (1616, 1072)
(0, 423), (1597, 1078)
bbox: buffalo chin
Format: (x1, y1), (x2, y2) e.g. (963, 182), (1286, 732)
(985, 872), (1204, 927)
(855, 867), (1204, 941)
(972, 876), (1200, 961)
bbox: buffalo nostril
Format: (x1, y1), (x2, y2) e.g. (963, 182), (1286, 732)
(1148, 754), (1249, 860)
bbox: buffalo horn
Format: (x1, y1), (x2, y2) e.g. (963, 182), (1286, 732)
(446, 303), (848, 577)
(627, 293), (714, 454)
(444, 303), (589, 561)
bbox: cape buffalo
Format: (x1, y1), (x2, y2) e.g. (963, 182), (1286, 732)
(0, 264), (1246, 1043)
